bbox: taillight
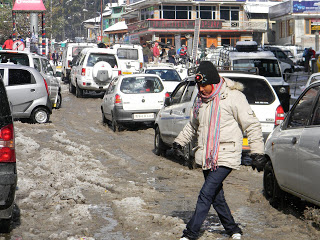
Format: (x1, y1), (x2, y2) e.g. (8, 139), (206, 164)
(165, 92), (170, 98)
(118, 70), (121, 75)
(68, 60), (71, 68)
(275, 105), (285, 126)
(81, 68), (86, 76)
(114, 94), (122, 104)
(43, 78), (49, 95)
(0, 123), (15, 163)
(140, 62), (143, 69)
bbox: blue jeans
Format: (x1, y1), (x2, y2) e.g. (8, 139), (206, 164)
(183, 167), (242, 239)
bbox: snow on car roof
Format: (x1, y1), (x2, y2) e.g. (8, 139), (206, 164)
(236, 41), (257, 46)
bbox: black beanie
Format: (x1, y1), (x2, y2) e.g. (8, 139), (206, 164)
(195, 61), (220, 84)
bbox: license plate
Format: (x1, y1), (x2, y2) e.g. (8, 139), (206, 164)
(133, 113), (154, 119)
(123, 72), (132, 74)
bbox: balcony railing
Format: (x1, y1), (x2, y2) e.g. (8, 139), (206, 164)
(127, 19), (267, 33)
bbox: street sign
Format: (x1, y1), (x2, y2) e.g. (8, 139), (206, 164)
(192, 18), (201, 62)
(12, 40), (25, 51)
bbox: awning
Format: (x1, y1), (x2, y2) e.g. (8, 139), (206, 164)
(104, 21), (128, 33)
(12, 0), (46, 12)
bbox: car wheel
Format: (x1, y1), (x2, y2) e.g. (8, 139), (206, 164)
(183, 143), (196, 169)
(263, 161), (284, 208)
(69, 81), (75, 94)
(0, 218), (11, 233)
(101, 108), (108, 126)
(55, 92), (62, 109)
(154, 126), (166, 156)
(75, 82), (83, 98)
(111, 112), (118, 132)
(30, 107), (50, 124)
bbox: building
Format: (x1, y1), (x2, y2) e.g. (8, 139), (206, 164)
(122, 0), (268, 50)
(269, 0), (320, 49)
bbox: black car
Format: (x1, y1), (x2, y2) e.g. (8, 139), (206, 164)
(0, 76), (17, 233)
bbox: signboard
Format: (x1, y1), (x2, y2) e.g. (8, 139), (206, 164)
(97, 36), (102, 42)
(293, 1), (320, 13)
(149, 20), (223, 29)
(12, 40), (25, 51)
(12, 0), (46, 12)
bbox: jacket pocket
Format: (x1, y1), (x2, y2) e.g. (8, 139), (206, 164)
(219, 142), (236, 152)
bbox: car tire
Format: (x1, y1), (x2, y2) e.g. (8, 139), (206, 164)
(101, 109), (108, 126)
(183, 143), (196, 169)
(69, 81), (75, 94)
(0, 218), (11, 233)
(154, 126), (166, 156)
(263, 161), (284, 208)
(30, 107), (50, 124)
(111, 112), (118, 132)
(55, 92), (62, 109)
(75, 82), (83, 98)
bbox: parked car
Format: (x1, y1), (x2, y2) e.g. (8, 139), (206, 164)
(69, 48), (121, 98)
(0, 50), (61, 109)
(101, 74), (165, 132)
(264, 81), (320, 208)
(61, 42), (97, 83)
(142, 65), (182, 94)
(0, 74), (17, 233)
(0, 64), (52, 123)
(154, 72), (284, 168)
(110, 43), (143, 74)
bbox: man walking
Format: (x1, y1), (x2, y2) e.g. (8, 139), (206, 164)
(168, 45), (176, 65)
(52, 50), (58, 66)
(2, 36), (13, 50)
(142, 43), (152, 64)
(173, 61), (266, 240)
(153, 42), (160, 64)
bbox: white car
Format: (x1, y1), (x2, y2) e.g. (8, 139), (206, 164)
(264, 81), (320, 208)
(154, 72), (284, 168)
(142, 65), (182, 94)
(69, 48), (121, 98)
(101, 74), (165, 132)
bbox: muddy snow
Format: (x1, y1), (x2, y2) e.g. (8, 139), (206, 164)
(1, 84), (320, 240)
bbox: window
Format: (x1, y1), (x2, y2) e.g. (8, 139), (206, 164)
(86, 53), (117, 67)
(305, 19), (320, 35)
(162, 5), (192, 20)
(311, 95), (320, 125)
(117, 49), (138, 60)
(41, 58), (53, 74)
(233, 59), (281, 77)
(141, 7), (154, 20)
(0, 69), (3, 81)
(171, 81), (188, 104)
(280, 21), (286, 38)
(120, 76), (164, 94)
(288, 86), (320, 128)
(287, 19), (294, 36)
(220, 6), (239, 21)
(0, 53), (29, 65)
(196, 6), (216, 20)
(181, 81), (196, 103)
(8, 69), (35, 85)
(33, 58), (41, 72)
(145, 69), (181, 82)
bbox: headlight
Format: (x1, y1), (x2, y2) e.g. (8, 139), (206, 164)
(279, 87), (286, 93)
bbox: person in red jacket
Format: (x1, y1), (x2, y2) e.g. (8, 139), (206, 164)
(153, 42), (160, 63)
(2, 36), (13, 50)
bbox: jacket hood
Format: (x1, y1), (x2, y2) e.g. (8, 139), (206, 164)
(223, 77), (244, 92)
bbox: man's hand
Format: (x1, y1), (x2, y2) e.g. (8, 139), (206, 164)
(251, 153), (267, 172)
(172, 142), (184, 158)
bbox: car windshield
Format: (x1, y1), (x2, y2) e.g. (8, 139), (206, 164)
(120, 76), (164, 94)
(0, 53), (29, 65)
(145, 69), (181, 82)
(86, 53), (117, 67)
(227, 77), (275, 105)
(233, 59), (281, 77)
(117, 49), (138, 60)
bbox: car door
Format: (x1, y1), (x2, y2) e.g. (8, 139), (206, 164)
(298, 86), (320, 202)
(157, 81), (188, 144)
(103, 77), (118, 120)
(275, 86), (320, 192)
(4, 68), (41, 116)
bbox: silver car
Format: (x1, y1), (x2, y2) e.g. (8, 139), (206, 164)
(264, 81), (320, 207)
(0, 64), (52, 123)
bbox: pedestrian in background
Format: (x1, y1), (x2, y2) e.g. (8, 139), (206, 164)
(52, 50), (58, 66)
(304, 47), (314, 73)
(173, 61), (266, 240)
(168, 45), (176, 65)
(160, 46), (167, 63)
(153, 42), (160, 64)
(2, 35), (13, 50)
(142, 42), (152, 64)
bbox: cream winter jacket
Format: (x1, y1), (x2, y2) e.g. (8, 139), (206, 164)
(174, 78), (264, 170)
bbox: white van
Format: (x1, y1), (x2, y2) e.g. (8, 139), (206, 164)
(110, 44), (143, 74)
(61, 42), (97, 83)
(218, 42), (291, 112)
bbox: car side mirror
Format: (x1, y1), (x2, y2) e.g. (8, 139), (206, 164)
(164, 96), (171, 106)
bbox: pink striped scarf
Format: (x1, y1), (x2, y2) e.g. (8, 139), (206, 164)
(193, 78), (223, 170)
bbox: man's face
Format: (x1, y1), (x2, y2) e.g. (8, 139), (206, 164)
(197, 83), (213, 96)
